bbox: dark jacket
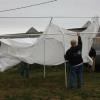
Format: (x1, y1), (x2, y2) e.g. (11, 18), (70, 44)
(65, 36), (83, 65)
(89, 47), (96, 58)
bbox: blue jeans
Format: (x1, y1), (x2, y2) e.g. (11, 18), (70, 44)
(67, 63), (84, 89)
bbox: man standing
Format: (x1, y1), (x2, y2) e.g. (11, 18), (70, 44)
(65, 33), (83, 89)
(19, 62), (30, 78)
(89, 47), (96, 72)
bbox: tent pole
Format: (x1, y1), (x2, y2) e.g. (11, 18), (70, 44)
(61, 32), (67, 88)
(49, 17), (53, 25)
(43, 17), (53, 79)
(64, 62), (67, 88)
(43, 38), (46, 78)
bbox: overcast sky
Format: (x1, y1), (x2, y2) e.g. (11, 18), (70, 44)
(0, 0), (100, 34)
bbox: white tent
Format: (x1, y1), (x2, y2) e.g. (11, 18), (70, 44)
(0, 17), (99, 72)
(43, 17), (99, 64)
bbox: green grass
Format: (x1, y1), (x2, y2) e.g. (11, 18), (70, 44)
(0, 66), (100, 100)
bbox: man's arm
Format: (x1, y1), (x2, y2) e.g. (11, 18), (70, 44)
(89, 47), (96, 58)
(64, 50), (70, 61)
(77, 33), (82, 49)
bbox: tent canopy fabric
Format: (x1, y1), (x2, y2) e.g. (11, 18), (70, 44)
(0, 17), (99, 72)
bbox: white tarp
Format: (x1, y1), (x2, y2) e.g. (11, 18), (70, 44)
(0, 38), (38, 48)
(0, 56), (20, 72)
(0, 17), (99, 72)
(43, 17), (99, 64)
(81, 17), (99, 64)
(0, 38), (65, 71)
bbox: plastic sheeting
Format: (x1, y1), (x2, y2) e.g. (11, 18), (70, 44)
(44, 17), (99, 64)
(0, 17), (99, 72)
(81, 17), (99, 65)
(0, 38), (65, 71)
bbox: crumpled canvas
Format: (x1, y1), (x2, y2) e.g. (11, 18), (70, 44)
(0, 37), (65, 71)
(44, 17), (99, 65)
(0, 17), (99, 72)
(81, 17), (99, 65)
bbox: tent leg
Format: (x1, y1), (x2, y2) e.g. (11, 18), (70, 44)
(43, 65), (46, 78)
(43, 38), (46, 79)
(64, 62), (67, 88)
(43, 17), (53, 79)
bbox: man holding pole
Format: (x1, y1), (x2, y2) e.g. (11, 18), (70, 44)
(65, 33), (83, 89)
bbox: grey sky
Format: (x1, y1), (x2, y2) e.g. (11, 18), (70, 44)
(0, 0), (100, 34)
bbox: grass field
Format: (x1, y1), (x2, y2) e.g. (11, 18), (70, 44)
(0, 66), (100, 100)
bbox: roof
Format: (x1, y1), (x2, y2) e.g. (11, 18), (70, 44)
(26, 27), (39, 34)
(67, 27), (86, 32)
(26, 27), (43, 38)
(67, 21), (100, 36)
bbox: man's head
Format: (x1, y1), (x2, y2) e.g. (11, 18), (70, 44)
(70, 40), (77, 47)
